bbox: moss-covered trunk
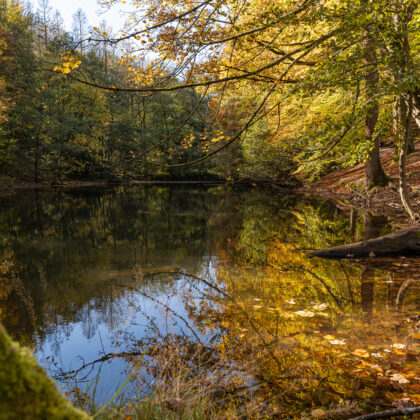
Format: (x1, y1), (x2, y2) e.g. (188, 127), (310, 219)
(0, 324), (91, 420)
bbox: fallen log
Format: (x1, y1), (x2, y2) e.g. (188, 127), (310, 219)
(349, 406), (420, 420)
(309, 226), (420, 258)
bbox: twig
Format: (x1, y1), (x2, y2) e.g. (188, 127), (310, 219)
(54, 350), (143, 380)
(129, 286), (204, 344)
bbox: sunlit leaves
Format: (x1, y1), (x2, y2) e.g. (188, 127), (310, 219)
(53, 54), (82, 74)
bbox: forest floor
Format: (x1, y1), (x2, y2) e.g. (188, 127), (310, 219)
(302, 141), (420, 227)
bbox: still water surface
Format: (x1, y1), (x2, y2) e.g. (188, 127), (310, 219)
(0, 185), (419, 414)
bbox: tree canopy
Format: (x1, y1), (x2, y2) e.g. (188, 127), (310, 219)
(0, 0), (419, 214)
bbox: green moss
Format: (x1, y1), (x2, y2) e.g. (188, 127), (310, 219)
(0, 324), (91, 420)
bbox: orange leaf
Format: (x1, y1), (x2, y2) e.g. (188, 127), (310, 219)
(353, 349), (370, 358)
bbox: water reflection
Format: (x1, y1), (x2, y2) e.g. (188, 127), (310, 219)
(0, 186), (419, 415)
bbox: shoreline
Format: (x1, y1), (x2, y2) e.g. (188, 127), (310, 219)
(2, 174), (419, 228)
(0, 179), (227, 190)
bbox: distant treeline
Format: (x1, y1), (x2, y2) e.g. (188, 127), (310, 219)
(0, 0), (215, 183)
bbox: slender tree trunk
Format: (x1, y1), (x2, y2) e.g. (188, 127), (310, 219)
(79, 22), (83, 53)
(130, 95), (134, 120)
(362, 0), (388, 188)
(350, 208), (357, 241)
(43, 14), (48, 49)
(412, 88), (420, 128)
(392, 2), (418, 220)
(398, 93), (418, 220)
(34, 135), (39, 183)
(104, 45), (108, 75)
(142, 97), (146, 130)
(34, 110), (43, 183)
(394, 96), (415, 154)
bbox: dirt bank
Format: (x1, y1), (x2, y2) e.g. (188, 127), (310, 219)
(300, 142), (420, 227)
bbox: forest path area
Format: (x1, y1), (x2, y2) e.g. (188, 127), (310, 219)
(305, 139), (420, 225)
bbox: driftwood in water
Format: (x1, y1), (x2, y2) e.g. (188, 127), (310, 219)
(310, 227), (420, 258)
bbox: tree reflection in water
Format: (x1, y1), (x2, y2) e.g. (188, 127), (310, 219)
(0, 186), (418, 416)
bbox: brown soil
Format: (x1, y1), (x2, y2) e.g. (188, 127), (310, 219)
(302, 143), (420, 227)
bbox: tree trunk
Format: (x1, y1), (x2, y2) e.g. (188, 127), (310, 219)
(349, 209), (357, 241)
(364, 106), (388, 188)
(362, 0), (388, 188)
(398, 93), (419, 220)
(412, 88), (420, 128)
(392, 2), (418, 220)
(393, 96), (415, 153)
(34, 135), (39, 183)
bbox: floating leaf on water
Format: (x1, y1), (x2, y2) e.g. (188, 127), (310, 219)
(323, 335), (336, 341)
(252, 305), (263, 310)
(286, 299), (296, 305)
(371, 353), (383, 359)
(313, 303), (328, 311)
(353, 349), (370, 358)
(295, 310), (315, 317)
(391, 343), (406, 350)
(390, 373), (409, 384)
(329, 339), (346, 345)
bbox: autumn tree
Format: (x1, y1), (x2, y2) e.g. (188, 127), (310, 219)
(36, 0), (52, 49)
(72, 8), (88, 53)
(55, 0), (405, 189)
(51, 10), (63, 39)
